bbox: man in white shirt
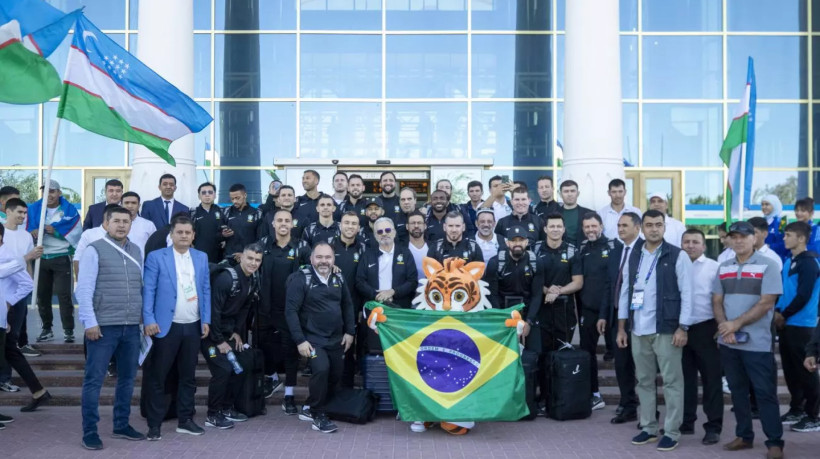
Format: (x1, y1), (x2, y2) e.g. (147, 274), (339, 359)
(406, 211), (429, 284)
(474, 208), (504, 264)
(648, 192), (685, 248)
(121, 191), (156, 255)
(680, 229), (723, 445)
(599, 179), (642, 240)
(479, 175), (513, 222)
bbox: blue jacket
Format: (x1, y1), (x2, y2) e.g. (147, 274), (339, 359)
(766, 216), (788, 261)
(776, 251), (820, 328)
(141, 197), (189, 230)
(143, 247), (211, 338)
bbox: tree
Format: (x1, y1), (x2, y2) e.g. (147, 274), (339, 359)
(752, 176), (797, 207)
(0, 170), (81, 204)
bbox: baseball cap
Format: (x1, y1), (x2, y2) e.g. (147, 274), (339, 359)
(505, 225), (528, 240)
(727, 221), (755, 236)
(40, 179), (61, 191)
(365, 198), (382, 208)
(648, 192), (667, 202)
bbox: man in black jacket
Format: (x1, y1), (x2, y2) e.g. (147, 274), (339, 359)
(190, 182), (224, 263)
(427, 211), (483, 264)
(201, 244), (261, 430)
(222, 184), (264, 263)
(301, 195), (339, 247)
(336, 174), (369, 225)
(285, 243), (355, 434)
(496, 187), (545, 246)
(356, 217), (419, 309)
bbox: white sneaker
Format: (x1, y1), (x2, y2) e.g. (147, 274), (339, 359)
(0, 382), (20, 393)
(722, 376), (731, 394)
(410, 422), (428, 433)
(591, 395), (605, 410)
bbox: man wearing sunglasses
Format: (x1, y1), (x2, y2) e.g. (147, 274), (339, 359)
(190, 182), (225, 263)
(356, 217), (418, 309)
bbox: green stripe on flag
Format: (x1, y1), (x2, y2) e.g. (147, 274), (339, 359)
(719, 114), (748, 165)
(0, 40), (61, 104)
(57, 83), (176, 166)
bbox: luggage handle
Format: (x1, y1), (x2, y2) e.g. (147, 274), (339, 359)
(550, 295), (574, 351)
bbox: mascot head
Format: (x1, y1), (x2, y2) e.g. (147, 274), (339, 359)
(412, 257), (492, 312)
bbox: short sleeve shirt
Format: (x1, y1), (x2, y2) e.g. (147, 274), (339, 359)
(713, 251), (783, 353)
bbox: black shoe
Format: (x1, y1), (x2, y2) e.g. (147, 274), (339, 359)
(176, 419), (205, 436)
(36, 329), (53, 342)
(312, 414), (338, 433)
(204, 413), (234, 430)
(82, 433), (103, 450)
(631, 431), (658, 445)
(702, 431), (720, 445)
(20, 391), (51, 412)
(19, 345), (41, 357)
(221, 409), (248, 423)
(64, 330), (74, 343)
(264, 379), (283, 399)
(603, 351), (614, 362)
(780, 409), (806, 425)
(147, 427), (161, 441)
(299, 407), (313, 422)
(680, 424), (695, 435)
(112, 425), (145, 441)
(611, 411), (637, 424)
(0, 423), (5, 430)
(282, 395), (298, 415)
(0, 413), (13, 423)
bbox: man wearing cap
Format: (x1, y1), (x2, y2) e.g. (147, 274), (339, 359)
(484, 225), (544, 322)
(713, 221), (784, 458)
(648, 192), (685, 248)
(359, 199), (383, 249)
(28, 180), (82, 344)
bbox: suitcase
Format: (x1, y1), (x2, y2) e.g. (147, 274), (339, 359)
(233, 347), (267, 418)
(364, 354), (395, 413)
(547, 296), (591, 421)
(324, 387), (379, 424)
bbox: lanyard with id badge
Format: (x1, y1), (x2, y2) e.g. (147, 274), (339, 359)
(178, 256), (198, 304)
(630, 249), (660, 311)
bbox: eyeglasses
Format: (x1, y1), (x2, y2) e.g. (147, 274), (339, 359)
(200, 190), (214, 195)
(376, 228), (393, 235)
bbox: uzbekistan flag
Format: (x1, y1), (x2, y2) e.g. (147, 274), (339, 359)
(719, 57), (756, 222)
(58, 15), (212, 166)
(0, 0), (78, 104)
(370, 301), (528, 422)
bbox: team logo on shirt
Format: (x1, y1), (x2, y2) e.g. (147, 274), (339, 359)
(332, 277), (340, 288)
(215, 212), (221, 220)
(208, 347), (217, 358)
(354, 253), (360, 263)
(528, 223), (535, 232)
(397, 254), (404, 265)
(288, 248), (295, 259)
(524, 266), (531, 276)
(293, 219), (299, 227)
(394, 205), (400, 213)
(561, 252), (568, 262)
(462, 251), (469, 259)
(602, 250), (609, 258)
(247, 214), (253, 222)
(360, 209), (366, 215)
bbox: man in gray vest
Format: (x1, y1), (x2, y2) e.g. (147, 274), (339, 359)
(76, 206), (146, 450)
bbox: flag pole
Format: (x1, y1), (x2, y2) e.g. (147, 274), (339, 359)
(30, 116), (63, 321)
(738, 141), (745, 221)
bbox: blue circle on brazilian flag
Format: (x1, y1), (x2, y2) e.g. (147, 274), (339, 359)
(416, 329), (481, 393)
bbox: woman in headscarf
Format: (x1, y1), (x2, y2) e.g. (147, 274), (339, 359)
(760, 194), (788, 259)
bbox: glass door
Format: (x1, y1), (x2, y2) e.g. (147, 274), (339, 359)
(625, 170), (683, 221)
(82, 169), (132, 215)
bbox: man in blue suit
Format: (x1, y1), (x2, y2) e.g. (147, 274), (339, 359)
(83, 179), (123, 230)
(142, 214), (211, 440)
(141, 174), (189, 230)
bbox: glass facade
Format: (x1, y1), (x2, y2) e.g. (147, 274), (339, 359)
(0, 0), (816, 218)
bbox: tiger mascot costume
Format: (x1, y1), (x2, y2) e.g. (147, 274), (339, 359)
(367, 257), (526, 435)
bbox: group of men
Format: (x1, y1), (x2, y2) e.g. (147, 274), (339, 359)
(0, 170), (818, 459)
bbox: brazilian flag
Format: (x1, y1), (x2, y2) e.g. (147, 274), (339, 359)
(369, 301), (528, 422)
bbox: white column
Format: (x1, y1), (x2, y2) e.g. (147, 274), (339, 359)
(132, 0), (196, 207)
(563, 0), (623, 211)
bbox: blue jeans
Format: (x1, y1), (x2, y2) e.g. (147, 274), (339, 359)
(81, 325), (140, 435)
(720, 345), (784, 449)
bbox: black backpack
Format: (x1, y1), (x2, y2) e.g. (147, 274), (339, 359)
(496, 249), (538, 277)
(208, 261), (260, 301)
(323, 388), (379, 424)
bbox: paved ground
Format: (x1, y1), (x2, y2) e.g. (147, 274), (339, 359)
(0, 405), (814, 458)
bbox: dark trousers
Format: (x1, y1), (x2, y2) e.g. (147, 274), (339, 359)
(720, 345), (783, 449)
(0, 298), (29, 384)
(306, 343), (344, 414)
(578, 309), (600, 393)
(271, 320), (299, 386)
(342, 319), (367, 388)
(36, 255), (74, 331)
(257, 326), (282, 375)
(81, 325), (140, 435)
(200, 339), (243, 416)
(146, 322), (201, 428)
(779, 325), (820, 417)
(610, 323), (638, 412)
(682, 319), (723, 433)
(1, 304), (44, 394)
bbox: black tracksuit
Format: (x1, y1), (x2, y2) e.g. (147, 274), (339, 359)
(190, 204), (224, 263)
(201, 270), (254, 416)
(301, 220), (340, 248)
(291, 203), (318, 239)
(483, 250), (545, 347)
(358, 225), (378, 250)
(577, 237), (616, 393)
(425, 210), (447, 243)
(336, 196), (370, 226)
(285, 267), (355, 414)
(427, 238), (484, 264)
(378, 195), (401, 222)
(258, 236), (310, 385)
(532, 200), (560, 220)
(329, 235), (369, 387)
(356, 244), (419, 309)
(495, 212), (546, 246)
(222, 204), (264, 261)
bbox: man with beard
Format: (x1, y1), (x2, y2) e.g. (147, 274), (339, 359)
(301, 195), (339, 248)
(484, 226), (544, 322)
(297, 170), (322, 212)
(406, 211), (429, 284)
(189, 183), (224, 263)
(337, 174), (369, 225)
(285, 243), (355, 434)
(577, 211), (615, 412)
(427, 211), (483, 264)
(475, 208), (506, 264)
(394, 187), (418, 245)
(329, 212), (368, 388)
(378, 172), (400, 222)
(359, 200), (383, 249)
(533, 176), (560, 220)
(425, 190), (450, 242)
(496, 187), (545, 246)
(558, 180), (593, 246)
(258, 210), (310, 411)
(356, 217), (419, 310)
(222, 184), (264, 264)
(331, 172), (348, 206)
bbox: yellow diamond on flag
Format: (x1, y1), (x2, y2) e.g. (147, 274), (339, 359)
(383, 315), (520, 410)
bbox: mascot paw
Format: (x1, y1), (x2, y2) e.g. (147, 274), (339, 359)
(367, 307), (387, 331)
(504, 310), (525, 336)
(440, 422), (471, 435)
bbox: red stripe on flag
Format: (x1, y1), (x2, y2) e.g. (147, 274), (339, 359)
(27, 35), (43, 56)
(0, 38), (21, 51)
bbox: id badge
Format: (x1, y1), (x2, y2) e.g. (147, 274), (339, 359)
(183, 283), (198, 303)
(630, 290), (644, 310)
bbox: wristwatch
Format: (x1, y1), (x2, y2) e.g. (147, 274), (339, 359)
(679, 325), (690, 332)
